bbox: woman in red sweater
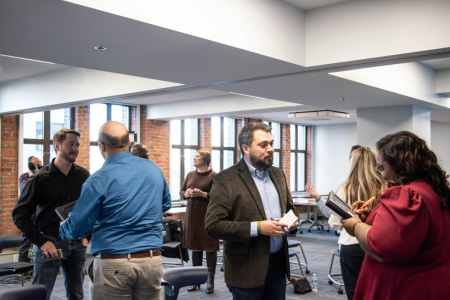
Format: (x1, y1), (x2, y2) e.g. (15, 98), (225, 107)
(342, 131), (450, 300)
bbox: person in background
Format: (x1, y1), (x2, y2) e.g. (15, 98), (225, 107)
(17, 156), (42, 268)
(13, 129), (90, 300)
(60, 121), (171, 300)
(342, 131), (450, 300)
(205, 122), (298, 300)
(180, 150), (218, 294)
(130, 143), (149, 159)
(19, 156), (43, 193)
(306, 147), (385, 300)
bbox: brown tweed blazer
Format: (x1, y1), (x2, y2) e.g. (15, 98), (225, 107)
(205, 159), (297, 288)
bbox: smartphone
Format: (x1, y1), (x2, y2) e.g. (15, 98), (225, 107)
(43, 249), (63, 262)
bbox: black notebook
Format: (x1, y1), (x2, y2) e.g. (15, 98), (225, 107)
(326, 191), (353, 219)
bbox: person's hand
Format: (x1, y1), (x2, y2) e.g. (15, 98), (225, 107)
(305, 183), (319, 200)
(341, 214), (362, 237)
(277, 213), (299, 232)
(260, 220), (289, 237)
(184, 188), (193, 198)
(351, 200), (372, 222)
(191, 188), (206, 198)
(40, 241), (58, 258)
(81, 238), (88, 247)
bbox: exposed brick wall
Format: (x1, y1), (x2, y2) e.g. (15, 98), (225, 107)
(199, 118), (212, 153)
(243, 118), (262, 125)
(140, 105), (170, 184)
(74, 106), (90, 170)
(0, 116), (21, 236)
(235, 118), (243, 162)
(281, 123), (291, 187)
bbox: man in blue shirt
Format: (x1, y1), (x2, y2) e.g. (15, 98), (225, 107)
(60, 121), (171, 300)
(206, 122), (298, 300)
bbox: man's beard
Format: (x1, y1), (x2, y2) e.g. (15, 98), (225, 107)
(249, 151), (273, 170)
(61, 150), (78, 163)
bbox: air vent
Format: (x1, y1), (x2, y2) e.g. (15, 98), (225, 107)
(288, 110), (349, 120)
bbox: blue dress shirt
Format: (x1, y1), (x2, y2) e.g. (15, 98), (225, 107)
(244, 158), (283, 253)
(59, 151), (171, 255)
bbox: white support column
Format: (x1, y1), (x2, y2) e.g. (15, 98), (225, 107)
(356, 105), (431, 149)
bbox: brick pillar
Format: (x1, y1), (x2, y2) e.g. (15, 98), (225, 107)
(235, 118), (243, 162)
(0, 116), (21, 236)
(306, 126), (312, 186)
(74, 106), (90, 170)
(243, 118), (262, 125)
(281, 123), (291, 186)
(140, 106), (170, 184)
(199, 118), (212, 153)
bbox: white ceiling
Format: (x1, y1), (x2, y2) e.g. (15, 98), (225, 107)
(283, 0), (350, 11)
(0, 0), (449, 126)
(421, 58), (450, 70)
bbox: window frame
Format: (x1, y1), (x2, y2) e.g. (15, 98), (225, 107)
(291, 124), (307, 192)
(212, 117), (237, 171)
(23, 109), (73, 166)
(171, 119), (200, 188)
(89, 104), (133, 146)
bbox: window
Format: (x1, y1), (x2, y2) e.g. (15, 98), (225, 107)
(290, 125), (306, 192)
(211, 117), (236, 172)
(263, 121), (281, 168)
(22, 109), (73, 173)
(89, 104), (132, 173)
(170, 119), (199, 200)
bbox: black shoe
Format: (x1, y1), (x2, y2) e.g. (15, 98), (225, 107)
(187, 284), (200, 292)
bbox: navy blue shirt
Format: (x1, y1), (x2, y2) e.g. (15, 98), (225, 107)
(60, 151), (171, 255)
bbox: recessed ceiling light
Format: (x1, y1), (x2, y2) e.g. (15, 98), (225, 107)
(0, 54), (55, 64)
(94, 46), (107, 54)
(229, 92), (266, 99)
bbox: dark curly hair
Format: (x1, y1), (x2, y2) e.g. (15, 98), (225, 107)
(376, 131), (450, 210)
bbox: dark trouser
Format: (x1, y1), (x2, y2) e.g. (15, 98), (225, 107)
(227, 251), (286, 300)
(32, 238), (86, 300)
(340, 244), (365, 300)
(19, 233), (32, 263)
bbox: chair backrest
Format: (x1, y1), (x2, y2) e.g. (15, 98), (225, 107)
(0, 236), (22, 252)
(161, 267), (208, 300)
(0, 284), (46, 300)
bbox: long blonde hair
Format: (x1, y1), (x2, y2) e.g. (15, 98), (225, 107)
(339, 147), (386, 209)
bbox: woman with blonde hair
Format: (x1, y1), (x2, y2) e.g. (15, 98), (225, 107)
(180, 150), (219, 294)
(306, 146), (385, 300)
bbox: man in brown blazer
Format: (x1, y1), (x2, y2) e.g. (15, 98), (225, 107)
(205, 122), (298, 300)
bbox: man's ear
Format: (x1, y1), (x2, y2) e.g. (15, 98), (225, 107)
(54, 142), (60, 153)
(242, 144), (251, 155)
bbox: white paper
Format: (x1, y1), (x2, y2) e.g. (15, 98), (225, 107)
(279, 209), (298, 228)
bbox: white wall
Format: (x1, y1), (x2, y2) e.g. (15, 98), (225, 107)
(313, 123), (356, 195)
(431, 121), (450, 175)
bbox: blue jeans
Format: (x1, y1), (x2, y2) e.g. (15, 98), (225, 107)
(32, 238), (86, 300)
(227, 252), (286, 300)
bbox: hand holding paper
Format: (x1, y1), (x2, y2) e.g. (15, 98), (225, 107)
(279, 210), (298, 229)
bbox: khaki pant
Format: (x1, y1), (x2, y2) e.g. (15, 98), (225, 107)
(90, 256), (162, 300)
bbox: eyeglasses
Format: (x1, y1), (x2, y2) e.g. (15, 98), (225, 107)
(375, 165), (389, 174)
